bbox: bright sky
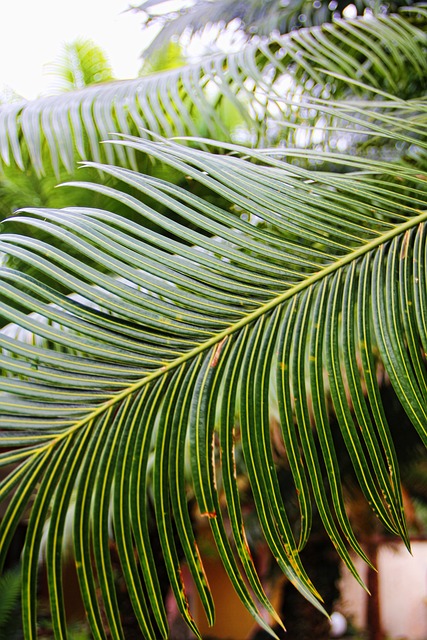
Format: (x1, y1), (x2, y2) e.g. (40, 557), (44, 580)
(0, 0), (146, 100)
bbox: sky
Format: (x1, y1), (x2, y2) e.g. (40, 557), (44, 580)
(0, 0), (146, 100)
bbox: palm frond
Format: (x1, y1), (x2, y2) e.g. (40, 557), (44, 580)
(0, 568), (21, 631)
(0, 11), (425, 177)
(44, 38), (114, 94)
(132, 0), (419, 57)
(0, 125), (426, 637)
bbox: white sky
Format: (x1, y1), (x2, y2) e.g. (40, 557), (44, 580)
(0, 0), (146, 100)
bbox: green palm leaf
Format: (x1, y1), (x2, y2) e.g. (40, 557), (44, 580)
(0, 10), (425, 177)
(45, 38), (114, 93)
(1, 127), (426, 637)
(0, 568), (21, 632)
(132, 0), (420, 56)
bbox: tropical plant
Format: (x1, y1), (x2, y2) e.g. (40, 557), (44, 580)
(0, 567), (22, 639)
(131, 0), (419, 57)
(1, 8), (426, 180)
(0, 6), (427, 640)
(0, 39), (115, 220)
(44, 38), (114, 94)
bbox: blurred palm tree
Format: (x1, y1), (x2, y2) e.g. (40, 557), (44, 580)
(44, 38), (114, 94)
(131, 0), (419, 56)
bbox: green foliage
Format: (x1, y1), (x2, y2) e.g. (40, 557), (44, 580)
(45, 38), (114, 93)
(132, 0), (419, 56)
(0, 568), (22, 638)
(0, 40), (116, 223)
(67, 627), (91, 640)
(0, 125), (427, 637)
(1, 10), (425, 178)
(0, 7), (426, 640)
(139, 40), (188, 75)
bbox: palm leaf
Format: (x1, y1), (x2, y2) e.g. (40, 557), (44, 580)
(0, 568), (21, 631)
(44, 38), (114, 94)
(0, 11), (425, 177)
(0, 124), (426, 637)
(132, 0), (418, 57)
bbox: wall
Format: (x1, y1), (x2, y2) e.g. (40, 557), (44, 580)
(339, 541), (427, 640)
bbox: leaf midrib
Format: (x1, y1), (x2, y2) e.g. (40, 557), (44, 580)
(46, 209), (427, 448)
